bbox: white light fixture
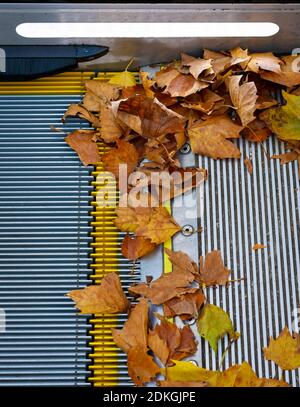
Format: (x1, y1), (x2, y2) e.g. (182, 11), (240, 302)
(16, 22), (279, 38)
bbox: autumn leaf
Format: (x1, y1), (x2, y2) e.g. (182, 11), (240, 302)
(181, 89), (224, 114)
(99, 104), (123, 143)
(65, 130), (99, 166)
(242, 118), (272, 143)
(272, 148), (299, 165)
(261, 55), (300, 87)
(159, 380), (208, 387)
(252, 243), (266, 250)
(121, 235), (156, 260)
(62, 104), (101, 128)
(188, 117), (242, 159)
(163, 290), (206, 320)
(199, 250), (230, 286)
(263, 326), (300, 370)
(102, 139), (139, 179)
(246, 52), (282, 74)
(181, 53), (213, 79)
(140, 71), (155, 98)
(148, 317), (197, 366)
(118, 95), (184, 140)
(197, 304), (239, 352)
(112, 298), (149, 353)
(108, 60), (137, 87)
(260, 91), (300, 141)
(127, 345), (160, 386)
(67, 272), (129, 314)
(227, 75), (258, 126)
(83, 80), (120, 112)
(161, 360), (289, 387)
(244, 156), (253, 175)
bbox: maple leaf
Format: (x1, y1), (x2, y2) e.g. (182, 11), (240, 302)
(181, 53), (213, 79)
(62, 104), (101, 128)
(246, 52), (282, 74)
(108, 61), (137, 87)
(99, 104), (123, 143)
(229, 47), (251, 69)
(115, 205), (180, 245)
(121, 235), (156, 260)
(241, 118), (272, 143)
(102, 139), (139, 179)
(199, 250), (230, 286)
(261, 55), (300, 87)
(181, 89), (224, 114)
(118, 95), (184, 140)
(67, 272), (129, 314)
(163, 290), (206, 320)
(188, 117), (242, 159)
(65, 130), (99, 166)
(112, 298), (149, 353)
(263, 326), (300, 370)
(83, 80), (120, 112)
(127, 345), (160, 386)
(148, 317), (197, 366)
(260, 91), (300, 141)
(197, 304), (239, 352)
(227, 75), (258, 126)
(161, 360), (289, 387)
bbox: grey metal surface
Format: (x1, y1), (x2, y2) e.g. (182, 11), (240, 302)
(0, 4), (300, 69)
(0, 93), (93, 386)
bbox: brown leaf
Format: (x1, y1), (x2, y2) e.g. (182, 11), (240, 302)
(242, 118), (271, 143)
(65, 130), (99, 165)
(272, 148), (299, 165)
(102, 139), (139, 179)
(112, 298), (149, 353)
(246, 52), (282, 74)
(252, 243), (267, 250)
(261, 55), (300, 87)
(244, 156), (253, 175)
(163, 290), (205, 320)
(227, 75), (258, 126)
(118, 95), (184, 139)
(127, 345), (160, 386)
(62, 104), (101, 128)
(99, 105), (123, 143)
(148, 318), (197, 366)
(188, 117), (241, 159)
(181, 53), (213, 79)
(140, 71), (155, 98)
(83, 80), (120, 112)
(159, 381), (208, 387)
(229, 47), (251, 69)
(199, 250), (230, 286)
(182, 89), (224, 114)
(67, 272), (129, 314)
(121, 235), (156, 260)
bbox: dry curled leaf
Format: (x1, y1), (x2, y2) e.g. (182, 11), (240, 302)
(163, 290), (206, 321)
(67, 272), (129, 314)
(127, 345), (160, 386)
(227, 75), (258, 126)
(246, 52), (282, 74)
(242, 118), (272, 143)
(252, 243), (267, 250)
(62, 104), (101, 128)
(102, 139), (139, 179)
(197, 304), (240, 352)
(181, 52), (213, 79)
(244, 156), (253, 174)
(181, 89), (224, 114)
(261, 55), (300, 87)
(65, 130), (99, 166)
(199, 250), (230, 286)
(148, 317), (197, 366)
(263, 326), (300, 370)
(83, 80), (120, 112)
(140, 71), (155, 98)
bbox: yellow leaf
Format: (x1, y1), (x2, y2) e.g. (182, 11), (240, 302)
(197, 304), (239, 352)
(109, 60), (137, 87)
(263, 326), (300, 370)
(260, 91), (300, 141)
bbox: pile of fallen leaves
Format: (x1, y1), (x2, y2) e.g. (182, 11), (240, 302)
(63, 48), (300, 387)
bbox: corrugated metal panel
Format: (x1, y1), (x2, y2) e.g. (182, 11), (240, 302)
(0, 73), (93, 386)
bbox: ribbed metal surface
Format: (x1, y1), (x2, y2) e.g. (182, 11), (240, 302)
(197, 136), (300, 386)
(0, 88), (93, 385)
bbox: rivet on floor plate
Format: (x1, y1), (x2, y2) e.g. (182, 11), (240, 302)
(180, 143), (191, 154)
(181, 224), (194, 236)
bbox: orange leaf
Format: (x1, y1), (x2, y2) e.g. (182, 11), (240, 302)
(65, 130), (99, 166)
(252, 243), (266, 250)
(199, 250), (230, 286)
(62, 104), (101, 128)
(66, 273), (129, 314)
(102, 139), (139, 179)
(127, 345), (160, 386)
(121, 235), (156, 260)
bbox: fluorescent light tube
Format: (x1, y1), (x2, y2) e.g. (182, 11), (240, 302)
(16, 22), (279, 38)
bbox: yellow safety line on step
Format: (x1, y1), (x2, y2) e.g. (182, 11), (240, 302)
(163, 201), (173, 274)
